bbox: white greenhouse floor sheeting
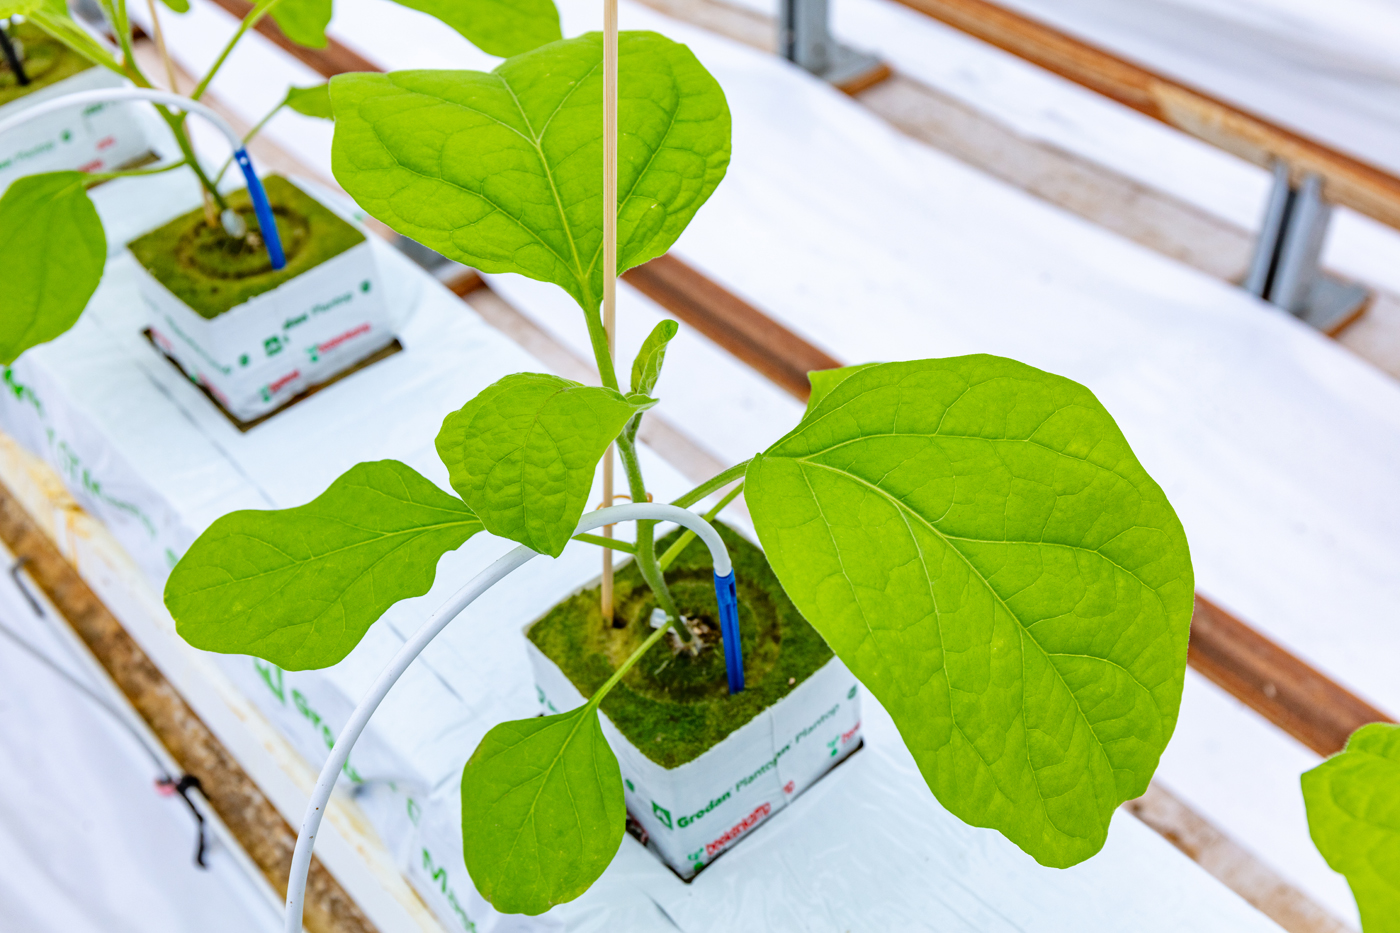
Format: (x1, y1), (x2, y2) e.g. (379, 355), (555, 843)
(0, 543), (280, 933)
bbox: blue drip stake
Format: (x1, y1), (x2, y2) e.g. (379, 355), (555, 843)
(713, 570), (744, 694)
(233, 148), (286, 270)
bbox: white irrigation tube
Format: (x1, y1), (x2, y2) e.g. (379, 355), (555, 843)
(281, 502), (734, 933)
(0, 87), (287, 267)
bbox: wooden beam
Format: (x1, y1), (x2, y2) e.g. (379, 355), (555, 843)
(208, 0), (376, 75)
(1189, 596), (1393, 756)
(623, 253), (840, 399)
(0, 484), (377, 933)
(890, 0), (1400, 234)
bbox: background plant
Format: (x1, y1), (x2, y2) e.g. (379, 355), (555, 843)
(0, 0), (562, 365)
(1303, 723), (1400, 933)
(161, 22), (1196, 919)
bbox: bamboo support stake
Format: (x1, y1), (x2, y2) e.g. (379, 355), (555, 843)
(600, 0), (620, 622)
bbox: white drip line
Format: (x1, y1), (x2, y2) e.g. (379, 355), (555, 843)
(282, 502), (732, 932)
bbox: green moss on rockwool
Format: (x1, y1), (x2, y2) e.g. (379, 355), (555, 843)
(528, 524), (834, 769)
(127, 175), (364, 320)
(0, 23), (92, 107)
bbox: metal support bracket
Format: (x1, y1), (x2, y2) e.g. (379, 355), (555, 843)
(1244, 163), (1370, 334)
(779, 0), (885, 90)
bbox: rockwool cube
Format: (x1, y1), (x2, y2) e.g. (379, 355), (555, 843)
(526, 638), (862, 879)
(0, 45), (151, 193)
(133, 176), (395, 423)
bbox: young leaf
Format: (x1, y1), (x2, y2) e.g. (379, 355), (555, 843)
(270, 0), (332, 49)
(630, 319), (678, 396)
(285, 83), (333, 120)
(1303, 723), (1400, 933)
(460, 704), (625, 915)
(0, 173), (105, 365)
(158, 0), (190, 12)
(329, 31), (731, 314)
(389, 0), (560, 58)
(745, 356), (1194, 868)
(165, 460), (483, 670)
(436, 374), (653, 558)
(805, 362), (877, 415)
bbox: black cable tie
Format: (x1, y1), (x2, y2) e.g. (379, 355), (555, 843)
(0, 22), (30, 87)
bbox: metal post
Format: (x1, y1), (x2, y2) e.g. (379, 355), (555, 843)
(779, 0), (883, 89)
(1244, 163), (1369, 333)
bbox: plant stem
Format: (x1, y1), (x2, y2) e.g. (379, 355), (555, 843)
(83, 156), (188, 186)
(658, 481), (743, 572)
(671, 459), (751, 510)
(616, 434), (690, 642)
(155, 106), (231, 213)
(587, 618), (672, 708)
(573, 533), (636, 554)
(191, 0), (284, 102)
(213, 100), (285, 184)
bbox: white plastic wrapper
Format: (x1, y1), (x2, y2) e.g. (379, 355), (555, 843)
(136, 179), (395, 422)
(0, 65), (150, 193)
(528, 639), (861, 879)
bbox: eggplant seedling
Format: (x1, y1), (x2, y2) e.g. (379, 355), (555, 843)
(163, 17), (1195, 923)
(0, 0), (564, 367)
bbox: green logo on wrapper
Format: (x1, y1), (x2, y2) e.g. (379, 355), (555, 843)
(652, 802), (672, 830)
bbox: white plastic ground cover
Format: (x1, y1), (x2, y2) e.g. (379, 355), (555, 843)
(0, 63), (152, 193)
(0, 163), (1295, 931)
(0, 541), (281, 933)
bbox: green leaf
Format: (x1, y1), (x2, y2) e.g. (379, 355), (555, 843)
(435, 373), (651, 558)
(461, 703), (625, 915)
(0, 173), (105, 365)
(388, 0), (560, 58)
(270, 0), (332, 49)
(329, 31), (731, 314)
(630, 319), (678, 396)
(1303, 723), (1400, 933)
(745, 355), (1194, 868)
(0, 0), (41, 13)
(165, 460), (483, 670)
(285, 83), (333, 120)
(159, 0), (190, 13)
(805, 362), (877, 415)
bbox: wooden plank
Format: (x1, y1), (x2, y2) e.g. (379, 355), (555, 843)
(0, 482), (377, 933)
(623, 253), (841, 399)
(889, 0), (1400, 234)
(209, 0), (376, 75)
(1189, 596), (1394, 756)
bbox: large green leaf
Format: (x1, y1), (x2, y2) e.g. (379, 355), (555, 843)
(1303, 723), (1400, 933)
(461, 703), (625, 915)
(329, 31), (731, 314)
(285, 83), (333, 119)
(745, 356), (1194, 867)
(389, 0), (560, 58)
(436, 373), (653, 558)
(0, 173), (105, 365)
(270, 0), (332, 49)
(166, 460), (483, 670)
